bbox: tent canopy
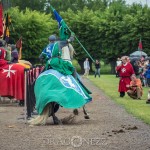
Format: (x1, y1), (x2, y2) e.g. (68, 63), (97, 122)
(130, 50), (147, 58)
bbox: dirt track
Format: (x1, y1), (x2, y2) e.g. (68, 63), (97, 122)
(0, 78), (150, 150)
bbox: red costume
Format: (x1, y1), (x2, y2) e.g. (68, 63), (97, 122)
(116, 63), (135, 92)
(0, 48), (7, 69)
(0, 48), (25, 100)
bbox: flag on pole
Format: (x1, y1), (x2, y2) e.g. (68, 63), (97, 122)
(3, 13), (11, 43)
(16, 37), (23, 60)
(50, 4), (95, 62)
(50, 6), (70, 40)
(0, 2), (3, 37)
(16, 37), (22, 48)
(138, 38), (143, 51)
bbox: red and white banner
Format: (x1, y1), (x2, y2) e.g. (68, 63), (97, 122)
(0, 63), (25, 100)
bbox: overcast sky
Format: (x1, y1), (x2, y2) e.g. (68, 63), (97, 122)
(125, 0), (150, 6)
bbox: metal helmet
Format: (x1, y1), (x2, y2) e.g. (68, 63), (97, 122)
(48, 35), (56, 41)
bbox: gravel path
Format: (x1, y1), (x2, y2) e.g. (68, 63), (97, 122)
(0, 78), (150, 150)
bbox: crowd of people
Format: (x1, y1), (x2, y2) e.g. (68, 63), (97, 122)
(0, 39), (19, 63)
(116, 56), (150, 103)
(0, 39), (33, 106)
(1, 36), (150, 104)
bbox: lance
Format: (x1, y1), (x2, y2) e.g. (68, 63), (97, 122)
(49, 4), (95, 62)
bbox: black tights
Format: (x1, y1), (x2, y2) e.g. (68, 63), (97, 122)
(120, 92), (125, 97)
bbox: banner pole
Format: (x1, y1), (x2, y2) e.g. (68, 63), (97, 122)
(24, 70), (27, 123)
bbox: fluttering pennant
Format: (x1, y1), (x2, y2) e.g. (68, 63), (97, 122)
(0, 2), (3, 37)
(50, 5), (70, 40)
(3, 13), (11, 43)
(138, 38), (143, 51)
(50, 5), (95, 62)
(16, 37), (23, 60)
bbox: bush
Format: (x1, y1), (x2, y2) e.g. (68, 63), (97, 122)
(100, 61), (111, 74)
(92, 61), (111, 74)
(72, 59), (81, 72)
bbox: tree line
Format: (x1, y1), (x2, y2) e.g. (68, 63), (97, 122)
(4, 0), (150, 72)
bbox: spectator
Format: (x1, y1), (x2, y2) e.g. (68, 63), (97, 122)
(0, 40), (11, 61)
(127, 75), (143, 100)
(145, 60), (149, 67)
(94, 59), (101, 78)
(116, 57), (122, 77)
(0, 41), (8, 69)
(146, 89), (150, 104)
(10, 44), (19, 63)
(130, 59), (140, 78)
(83, 58), (90, 77)
(116, 56), (135, 97)
(126, 56), (131, 63)
(141, 68), (147, 87)
(144, 66), (150, 87)
(146, 60), (150, 69)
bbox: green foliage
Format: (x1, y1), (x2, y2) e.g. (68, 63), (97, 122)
(60, 7), (102, 61)
(92, 61), (111, 74)
(72, 59), (81, 72)
(8, 7), (57, 62)
(2, 0), (110, 12)
(8, 0), (47, 12)
(46, 0), (109, 12)
(100, 61), (111, 74)
(4, 0), (150, 65)
(95, 1), (150, 62)
(89, 75), (150, 125)
(73, 59), (111, 74)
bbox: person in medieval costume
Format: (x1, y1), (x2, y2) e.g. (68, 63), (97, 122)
(39, 35), (75, 75)
(116, 56), (135, 97)
(127, 75), (143, 100)
(28, 5), (92, 125)
(34, 35), (92, 117)
(0, 45), (25, 106)
(0, 43), (7, 69)
(0, 39), (11, 61)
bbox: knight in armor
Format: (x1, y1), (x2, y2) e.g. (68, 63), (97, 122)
(39, 34), (75, 75)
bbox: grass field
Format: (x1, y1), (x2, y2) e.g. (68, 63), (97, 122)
(89, 75), (150, 125)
